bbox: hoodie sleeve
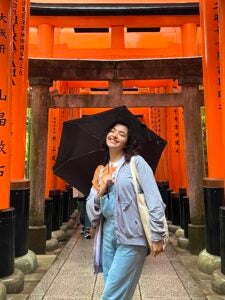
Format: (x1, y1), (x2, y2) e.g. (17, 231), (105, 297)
(86, 165), (105, 226)
(86, 186), (102, 227)
(135, 155), (167, 241)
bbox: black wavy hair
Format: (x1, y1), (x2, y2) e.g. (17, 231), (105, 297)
(102, 120), (139, 165)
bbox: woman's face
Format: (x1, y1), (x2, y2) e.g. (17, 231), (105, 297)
(106, 124), (129, 152)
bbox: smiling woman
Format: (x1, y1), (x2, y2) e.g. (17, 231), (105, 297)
(86, 119), (168, 300)
(106, 123), (128, 152)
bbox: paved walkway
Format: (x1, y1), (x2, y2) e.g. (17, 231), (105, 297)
(26, 229), (209, 300)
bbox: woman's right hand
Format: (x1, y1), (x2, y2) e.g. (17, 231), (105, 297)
(99, 174), (113, 197)
(151, 240), (164, 257)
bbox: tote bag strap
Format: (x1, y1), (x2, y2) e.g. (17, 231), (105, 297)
(130, 156), (169, 250)
(130, 156), (152, 248)
(130, 156), (141, 193)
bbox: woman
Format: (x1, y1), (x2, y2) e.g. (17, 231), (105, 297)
(86, 121), (167, 300)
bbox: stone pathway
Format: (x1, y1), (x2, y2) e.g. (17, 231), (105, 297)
(27, 230), (207, 300)
(6, 227), (225, 300)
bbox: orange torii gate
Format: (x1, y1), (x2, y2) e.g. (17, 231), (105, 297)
(25, 0), (225, 293)
(28, 56), (205, 255)
(4, 0), (225, 296)
(28, 2), (201, 199)
(29, 2), (200, 60)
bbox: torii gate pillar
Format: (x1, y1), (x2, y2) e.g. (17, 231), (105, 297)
(183, 83), (205, 254)
(28, 77), (51, 254)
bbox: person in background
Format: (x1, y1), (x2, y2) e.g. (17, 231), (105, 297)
(73, 187), (91, 239)
(86, 121), (167, 300)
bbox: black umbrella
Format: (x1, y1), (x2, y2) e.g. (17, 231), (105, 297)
(53, 106), (167, 195)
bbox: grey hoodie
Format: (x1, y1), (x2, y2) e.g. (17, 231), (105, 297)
(86, 155), (167, 246)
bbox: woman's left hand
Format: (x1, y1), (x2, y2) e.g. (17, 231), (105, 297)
(151, 240), (164, 257)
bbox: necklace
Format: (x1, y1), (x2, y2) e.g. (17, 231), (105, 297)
(109, 160), (120, 168)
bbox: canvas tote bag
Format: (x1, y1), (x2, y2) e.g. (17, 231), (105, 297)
(130, 156), (168, 250)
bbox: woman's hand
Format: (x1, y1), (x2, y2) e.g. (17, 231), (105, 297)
(98, 174), (113, 197)
(151, 240), (164, 257)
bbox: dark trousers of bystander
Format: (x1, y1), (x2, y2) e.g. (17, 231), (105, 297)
(77, 197), (91, 239)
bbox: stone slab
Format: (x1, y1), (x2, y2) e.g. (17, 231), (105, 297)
(7, 294), (29, 300)
(13, 228), (225, 300)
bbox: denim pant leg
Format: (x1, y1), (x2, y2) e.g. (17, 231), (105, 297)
(101, 244), (147, 300)
(102, 219), (117, 282)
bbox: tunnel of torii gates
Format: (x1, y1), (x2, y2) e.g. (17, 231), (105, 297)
(1, 0), (225, 260)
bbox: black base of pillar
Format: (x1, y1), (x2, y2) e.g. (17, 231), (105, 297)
(220, 207), (225, 275)
(158, 181), (169, 218)
(179, 188), (186, 230)
(167, 189), (173, 221)
(203, 179), (224, 256)
(171, 192), (180, 226)
(62, 190), (70, 222)
(10, 179), (30, 258)
(182, 196), (190, 238)
(28, 225), (46, 254)
(45, 198), (53, 240)
(49, 190), (62, 231)
(188, 223), (205, 255)
(0, 208), (15, 277)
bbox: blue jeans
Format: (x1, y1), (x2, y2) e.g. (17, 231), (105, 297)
(101, 189), (147, 300)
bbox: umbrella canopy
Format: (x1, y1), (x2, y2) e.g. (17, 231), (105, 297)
(53, 106), (167, 195)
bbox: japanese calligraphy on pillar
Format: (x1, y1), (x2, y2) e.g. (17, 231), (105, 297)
(157, 108), (161, 136)
(12, 0), (26, 85)
(0, 0), (11, 208)
(0, 9), (8, 175)
(11, 0), (28, 179)
(173, 109), (180, 154)
(150, 108), (155, 131)
(213, 1), (221, 104)
(51, 113), (57, 161)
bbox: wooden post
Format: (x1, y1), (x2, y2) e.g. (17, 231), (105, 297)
(29, 77), (51, 254)
(180, 22), (198, 191)
(109, 80), (123, 107)
(36, 23), (57, 197)
(177, 108), (188, 189)
(183, 83), (205, 254)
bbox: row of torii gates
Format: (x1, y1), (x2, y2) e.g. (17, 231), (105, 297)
(2, 0), (225, 296)
(28, 56), (205, 252)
